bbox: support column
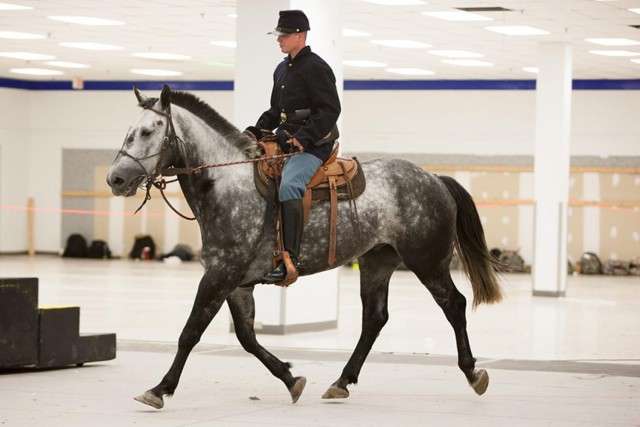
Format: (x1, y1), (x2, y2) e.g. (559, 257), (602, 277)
(532, 43), (572, 297)
(234, 0), (344, 333)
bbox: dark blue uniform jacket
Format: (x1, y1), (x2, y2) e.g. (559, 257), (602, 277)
(256, 46), (341, 162)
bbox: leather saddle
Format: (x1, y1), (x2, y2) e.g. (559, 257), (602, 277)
(254, 140), (365, 267)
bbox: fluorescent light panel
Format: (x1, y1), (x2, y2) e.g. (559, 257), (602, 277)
(386, 67), (435, 75)
(428, 50), (483, 58)
(60, 42), (123, 50)
(371, 39), (431, 48)
(10, 68), (64, 76)
(485, 25), (549, 35)
(421, 11), (492, 21)
(628, 8), (640, 14)
(0, 31), (46, 39)
(522, 67), (539, 74)
(0, 2), (32, 10)
(133, 52), (191, 60)
(0, 52), (55, 60)
(631, 59), (640, 64)
(48, 16), (125, 26)
(442, 59), (493, 67)
(586, 38), (640, 46)
(45, 61), (90, 69)
(590, 50), (640, 56)
(343, 59), (387, 67)
(130, 69), (183, 76)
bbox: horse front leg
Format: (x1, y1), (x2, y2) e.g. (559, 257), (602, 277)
(227, 286), (306, 403)
(134, 271), (233, 409)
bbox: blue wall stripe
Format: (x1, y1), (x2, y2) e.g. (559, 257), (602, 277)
(1, 77), (639, 91)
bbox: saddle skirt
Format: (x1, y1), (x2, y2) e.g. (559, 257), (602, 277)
(254, 140), (366, 267)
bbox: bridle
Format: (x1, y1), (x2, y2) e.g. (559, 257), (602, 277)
(116, 102), (299, 221)
(115, 103), (194, 219)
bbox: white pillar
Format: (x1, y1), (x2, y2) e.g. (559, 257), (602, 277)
(532, 43), (572, 297)
(234, 0), (343, 333)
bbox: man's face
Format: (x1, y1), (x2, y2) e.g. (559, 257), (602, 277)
(277, 33), (303, 54)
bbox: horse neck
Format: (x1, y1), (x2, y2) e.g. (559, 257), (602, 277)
(171, 107), (257, 217)
(172, 106), (246, 168)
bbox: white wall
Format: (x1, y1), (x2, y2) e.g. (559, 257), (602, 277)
(342, 90), (640, 156)
(0, 88), (31, 252)
(0, 87), (637, 252)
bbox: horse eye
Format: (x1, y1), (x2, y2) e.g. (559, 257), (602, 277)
(140, 129), (152, 137)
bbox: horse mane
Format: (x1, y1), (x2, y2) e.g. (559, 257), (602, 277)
(141, 91), (260, 159)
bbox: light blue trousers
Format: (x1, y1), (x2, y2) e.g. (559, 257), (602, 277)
(279, 152), (322, 202)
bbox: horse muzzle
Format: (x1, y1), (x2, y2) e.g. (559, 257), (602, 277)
(106, 169), (145, 197)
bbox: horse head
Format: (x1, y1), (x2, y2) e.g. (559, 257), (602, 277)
(106, 84), (177, 196)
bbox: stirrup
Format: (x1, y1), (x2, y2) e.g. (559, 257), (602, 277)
(272, 251), (299, 287)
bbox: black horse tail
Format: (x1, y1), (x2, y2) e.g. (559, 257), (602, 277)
(439, 175), (504, 308)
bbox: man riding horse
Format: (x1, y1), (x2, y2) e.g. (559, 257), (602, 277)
(245, 10), (341, 284)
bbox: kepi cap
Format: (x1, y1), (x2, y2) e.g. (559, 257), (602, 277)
(268, 10), (310, 36)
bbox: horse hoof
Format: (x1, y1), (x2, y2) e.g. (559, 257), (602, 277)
(134, 390), (164, 409)
(289, 376), (307, 404)
(322, 385), (349, 399)
(470, 369), (489, 395)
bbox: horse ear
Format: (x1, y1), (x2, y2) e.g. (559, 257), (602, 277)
(160, 84), (171, 110)
(133, 84), (147, 104)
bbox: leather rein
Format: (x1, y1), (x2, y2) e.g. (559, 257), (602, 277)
(120, 104), (298, 221)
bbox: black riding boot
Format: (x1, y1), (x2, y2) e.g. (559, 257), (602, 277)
(263, 199), (304, 283)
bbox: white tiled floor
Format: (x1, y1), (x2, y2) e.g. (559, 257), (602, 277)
(1, 255), (638, 426)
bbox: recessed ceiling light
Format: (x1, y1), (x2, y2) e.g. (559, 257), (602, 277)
(45, 61), (90, 69)
(130, 69), (183, 77)
(60, 42), (123, 50)
(133, 52), (191, 60)
(210, 41), (237, 48)
(442, 59), (494, 67)
(590, 50), (640, 56)
(631, 59), (640, 64)
(10, 68), (64, 76)
(585, 38), (640, 46)
(485, 25), (549, 36)
(343, 60), (387, 67)
(361, 0), (427, 5)
(0, 2), (32, 10)
(0, 31), (46, 40)
(428, 50), (483, 58)
(48, 16), (125, 26)
(522, 67), (539, 74)
(228, 13), (237, 18)
(371, 39), (431, 48)
(628, 8), (640, 14)
(421, 11), (492, 21)
(343, 28), (372, 37)
(0, 52), (55, 60)
(386, 67), (435, 75)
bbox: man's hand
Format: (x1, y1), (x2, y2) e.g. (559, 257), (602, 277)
(287, 137), (304, 152)
(243, 126), (262, 141)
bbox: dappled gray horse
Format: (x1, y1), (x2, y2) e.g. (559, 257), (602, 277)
(107, 85), (503, 409)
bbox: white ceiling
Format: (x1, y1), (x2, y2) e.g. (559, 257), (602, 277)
(1, 0), (639, 81)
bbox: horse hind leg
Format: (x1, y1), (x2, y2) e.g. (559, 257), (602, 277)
(226, 286), (306, 403)
(409, 264), (489, 395)
(323, 244), (400, 399)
